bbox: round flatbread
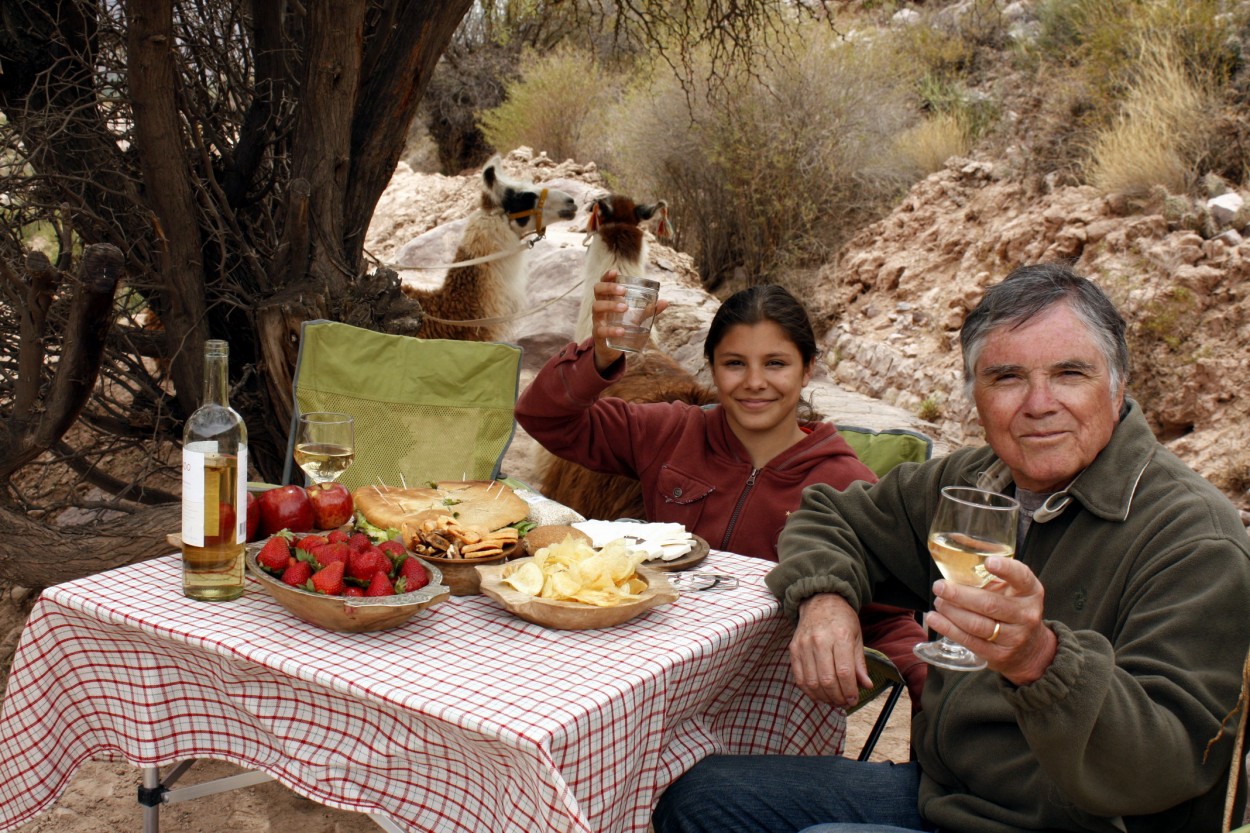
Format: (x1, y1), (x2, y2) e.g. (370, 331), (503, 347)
(353, 481), (529, 537)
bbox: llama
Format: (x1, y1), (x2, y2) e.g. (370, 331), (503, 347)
(541, 192), (712, 521)
(403, 156), (576, 342)
(574, 194), (669, 342)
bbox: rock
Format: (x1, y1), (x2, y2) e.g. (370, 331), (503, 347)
(1207, 192), (1244, 227)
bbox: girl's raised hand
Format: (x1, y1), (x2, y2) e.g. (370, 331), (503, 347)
(591, 269), (669, 372)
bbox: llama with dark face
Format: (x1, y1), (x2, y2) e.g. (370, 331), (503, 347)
(542, 193), (711, 521)
(574, 194), (668, 342)
(403, 156), (577, 342)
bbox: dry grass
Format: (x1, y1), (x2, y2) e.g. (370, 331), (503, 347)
(1087, 34), (1216, 198)
(894, 112), (973, 178)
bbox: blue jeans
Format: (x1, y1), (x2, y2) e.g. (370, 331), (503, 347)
(652, 754), (931, 833)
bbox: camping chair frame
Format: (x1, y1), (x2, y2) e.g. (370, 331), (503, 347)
(836, 424), (934, 761)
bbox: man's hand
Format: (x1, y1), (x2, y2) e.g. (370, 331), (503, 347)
(789, 594), (873, 708)
(928, 556), (1057, 685)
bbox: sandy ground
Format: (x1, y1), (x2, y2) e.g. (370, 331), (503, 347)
(9, 696), (911, 832)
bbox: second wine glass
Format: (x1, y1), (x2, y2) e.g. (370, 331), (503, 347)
(913, 486), (1019, 672)
(294, 412), (355, 484)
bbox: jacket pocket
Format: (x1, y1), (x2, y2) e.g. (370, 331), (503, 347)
(654, 465), (715, 529)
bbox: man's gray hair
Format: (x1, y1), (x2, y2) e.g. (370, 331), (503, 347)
(960, 263), (1130, 397)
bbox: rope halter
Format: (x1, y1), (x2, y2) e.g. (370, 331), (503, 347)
(503, 188), (550, 246)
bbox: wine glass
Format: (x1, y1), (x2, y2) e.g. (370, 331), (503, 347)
(293, 412), (356, 484)
(913, 486), (1019, 672)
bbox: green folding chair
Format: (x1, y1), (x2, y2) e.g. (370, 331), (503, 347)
(282, 320), (522, 492)
(837, 424), (934, 761)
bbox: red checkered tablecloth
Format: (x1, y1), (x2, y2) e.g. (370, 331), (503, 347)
(0, 550), (845, 832)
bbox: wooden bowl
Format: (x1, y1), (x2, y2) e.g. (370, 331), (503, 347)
(245, 545), (450, 633)
(476, 559), (679, 630)
(418, 543), (518, 596)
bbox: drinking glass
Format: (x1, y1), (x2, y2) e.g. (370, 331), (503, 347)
(913, 486), (1019, 672)
(293, 412), (355, 483)
(604, 274), (660, 353)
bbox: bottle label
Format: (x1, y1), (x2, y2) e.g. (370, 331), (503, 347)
(182, 441), (217, 547)
(237, 446), (248, 542)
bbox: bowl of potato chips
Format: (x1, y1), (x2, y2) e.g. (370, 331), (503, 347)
(476, 535), (679, 630)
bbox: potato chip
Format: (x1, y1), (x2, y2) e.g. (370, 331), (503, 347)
(546, 570), (584, 600)
(509, 536), (649, 606)
(503, 561), (544, 596)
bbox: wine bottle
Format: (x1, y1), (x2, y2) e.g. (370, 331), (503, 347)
(181, 339), (248, 600)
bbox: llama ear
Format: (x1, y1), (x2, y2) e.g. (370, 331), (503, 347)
(482, 154), (505, 190)
(587, 200), (601, 232)
(653, 201), (672, 240)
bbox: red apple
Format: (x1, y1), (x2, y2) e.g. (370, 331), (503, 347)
(245, 491), (261, 541)
(258, 485), (315, 536)
(306, 482), (354, 530)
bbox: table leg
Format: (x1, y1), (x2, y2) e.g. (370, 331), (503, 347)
(368, 814), (408, 833)
(136, 760), (274, 832)
(140, 768), (162, 833)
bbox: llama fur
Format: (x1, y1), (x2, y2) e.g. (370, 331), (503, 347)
(403, 156), (575, 342)
(574, 194), (667, 342)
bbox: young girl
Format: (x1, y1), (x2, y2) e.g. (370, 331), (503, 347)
(516, 274), (926, 705)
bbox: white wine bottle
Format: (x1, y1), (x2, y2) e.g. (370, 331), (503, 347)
(181, 339), (248, 600)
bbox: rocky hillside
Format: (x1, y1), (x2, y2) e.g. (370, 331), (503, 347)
(826, 158), (1250, 518)
(367, 148), (1250, 524)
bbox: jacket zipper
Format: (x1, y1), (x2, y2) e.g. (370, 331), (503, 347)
(720, 468), (759, 551)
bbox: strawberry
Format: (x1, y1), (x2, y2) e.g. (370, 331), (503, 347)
(280, 560), (313, 587)
(294, 534), (328, 553)
(347, 531), (371, 552)
(347, 547), (389, 582)
(365, 570), (396, 597)
(256, 535), (292, 574)
(315, 541), (351, 569)
(396, 556), (429, 592)
(326, 529), (350, 544)
(310, 560), (346, 595)
(342, 586), (365, 597)
(378, 539), (406, 558)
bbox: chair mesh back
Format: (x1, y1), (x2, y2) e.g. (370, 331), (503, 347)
(286, 321), (522, 492)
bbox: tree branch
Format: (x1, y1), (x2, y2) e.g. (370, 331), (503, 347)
(126, 0), (210, 414)
(13, 251), (57, 417)
(0, 244), (124, 481)
(0, 501), (180, 588)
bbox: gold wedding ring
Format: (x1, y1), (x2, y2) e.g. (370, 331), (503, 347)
(988, 621), (1002, 643)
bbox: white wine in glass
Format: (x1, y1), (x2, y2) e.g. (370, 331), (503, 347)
(294, 412), (355, 483)
(913, 486), (1019, 672)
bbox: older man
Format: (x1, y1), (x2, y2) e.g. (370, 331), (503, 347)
(653, 264), (1250, 833)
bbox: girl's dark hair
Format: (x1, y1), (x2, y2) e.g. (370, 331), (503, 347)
(703, 284), (819, 367)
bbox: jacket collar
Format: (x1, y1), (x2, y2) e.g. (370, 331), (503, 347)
(705, 407), (845, 470)
(971, 399), (1154, 524)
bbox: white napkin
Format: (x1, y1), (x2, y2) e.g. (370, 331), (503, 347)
(572, 520), (694, 562)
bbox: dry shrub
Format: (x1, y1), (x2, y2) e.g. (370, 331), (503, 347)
(894, 111), (973, 178)
(478, 46), (622, 165)
(607, 28), (919, 290)
(1036, 0), (1239, 95)
(1087, 34), (1217, 197)
(423, 42), (516, 173)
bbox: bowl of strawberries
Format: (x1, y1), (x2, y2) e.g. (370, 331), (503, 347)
(246, 528), (450, 632)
